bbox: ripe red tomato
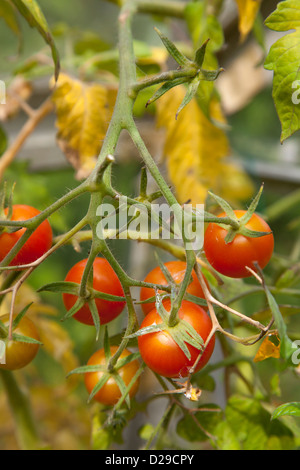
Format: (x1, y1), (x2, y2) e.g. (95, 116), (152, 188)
(138, 300), (215, 378)
(0, 204), (53, 266)
(84, 346), (140, 405)
(0, 314), (40, 371)
(203, 210), (274, 278)
(140, 261), (208, 315)
(63, 258), (126, 326)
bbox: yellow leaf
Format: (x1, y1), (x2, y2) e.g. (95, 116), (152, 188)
(156, 85), (254, 205)
(235, 0), (262, 42)
(254, 335), (280, 363)
(51, 73), (117, 179)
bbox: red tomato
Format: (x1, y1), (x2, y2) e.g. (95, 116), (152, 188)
(0, 314), (40, 371)
(203, 210), (274, 278)
(0, 205), (53, 266)
(63, 258), (126, 326)
(138, 300), (215, 378)
(84, 346), (140, 405)
(140, 261), (208, 315)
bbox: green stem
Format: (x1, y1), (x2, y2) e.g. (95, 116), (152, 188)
(131, 70), (193, 96)
(144, 402), (176, 450)
(0, 370), (43, 450)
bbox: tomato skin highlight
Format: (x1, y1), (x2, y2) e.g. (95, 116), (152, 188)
(140, 261), (208, 315)
(203, 210), (274, 279)
(0, 205), (53, 266)
(138, 301), (215, 378)
(63, 258), (126, 326)
(0, 314), (40, 371)
(84, 346), (140, 406)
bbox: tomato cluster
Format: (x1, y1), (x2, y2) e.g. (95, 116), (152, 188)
(0, 201), (274, 407)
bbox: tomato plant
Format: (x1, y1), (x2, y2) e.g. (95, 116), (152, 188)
(63, 258), (126, 326)
(84, 346), (140, 406)
(0, 205), (53, 266)
(203, 210), (274, 278)
(0, 314), (40, 371)
(138, 301), (215, 378)
(140, 261), (208, 315)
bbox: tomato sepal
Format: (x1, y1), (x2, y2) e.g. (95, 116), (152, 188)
(87, 299), (101, 339)
(61, 297), (86, 321)
(130, 303), (205, 361)
(208, 184), (272, 245)
(11, 332), (43, 346)
(37, 281), (82, 295)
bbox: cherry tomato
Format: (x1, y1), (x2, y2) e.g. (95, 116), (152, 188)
(0, 314), (40, 371)
(140, 261), (208, 315)
(84, 346), (140, 405)
(63, 258), (126, 326)
(0, 204), (53, 266)
(203, 210), (274, 278)
(138, 300), (215, 378)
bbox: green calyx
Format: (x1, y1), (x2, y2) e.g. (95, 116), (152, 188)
(127, 299), (205, 361)
(144, 30), (224, 118)
(0, 304), (42, 346)
(207, 184), (272, 244)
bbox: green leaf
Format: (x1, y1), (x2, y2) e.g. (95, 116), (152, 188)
(272, 402), (300, 420)
(275, 265), (300, 289)
(184, 3), (224, 52)
(10, 0), (60, 80)
(264, 287), (295, 362)
(91, 412), (112, 450)
(176, 403), (223, 444)
(223, 395), (296, 450)
(264, 0), (300, 142)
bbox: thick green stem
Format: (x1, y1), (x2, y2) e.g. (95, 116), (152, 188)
(0, 370), (43, 450)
